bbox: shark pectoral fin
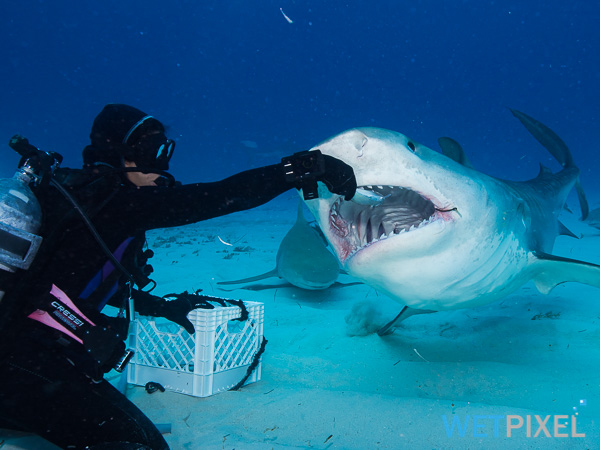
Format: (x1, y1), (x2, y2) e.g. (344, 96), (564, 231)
(217, 268), (279, 285)
(558, 221), (580, 239)
(378, 306), (437, 336)
(532, 252), (600, 294)
(575, 179), (589, 220)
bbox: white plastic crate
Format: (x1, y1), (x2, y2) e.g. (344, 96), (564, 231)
(127, 301), (264, 397)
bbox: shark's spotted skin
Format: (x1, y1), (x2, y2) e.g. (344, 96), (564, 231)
(303, 110), (600, 314)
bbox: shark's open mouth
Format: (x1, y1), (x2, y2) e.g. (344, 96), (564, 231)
(329, 185), (450, 260)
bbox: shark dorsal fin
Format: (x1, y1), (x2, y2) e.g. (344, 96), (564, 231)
(438, 137), (474, 169)
(538, 164), (553, 176)
(296, 197), (305, 222)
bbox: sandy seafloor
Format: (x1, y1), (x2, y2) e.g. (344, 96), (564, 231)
(3, 190), (600, 449)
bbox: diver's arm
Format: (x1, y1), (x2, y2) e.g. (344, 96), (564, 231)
(113, 163), (290, 230)
(108, 152), (355, 230)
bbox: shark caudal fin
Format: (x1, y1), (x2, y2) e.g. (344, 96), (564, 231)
(532, 252), (600, 294)
(510, 108), (589, 220)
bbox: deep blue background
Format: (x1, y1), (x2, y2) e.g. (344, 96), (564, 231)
(1, 1), (598, 193)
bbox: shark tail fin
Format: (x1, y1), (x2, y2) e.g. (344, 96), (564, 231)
(532, 252), (600, 294)
(510, 108), (589, 220)
(510, 109), (574, 168)
(217, 268), (279, 285)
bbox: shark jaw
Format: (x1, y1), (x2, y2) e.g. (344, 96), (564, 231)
(329, 184), (457, 262)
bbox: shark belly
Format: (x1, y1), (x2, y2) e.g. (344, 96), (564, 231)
(345, 216), (532, 310)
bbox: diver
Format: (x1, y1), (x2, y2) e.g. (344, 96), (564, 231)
(0, 104), (356, 449)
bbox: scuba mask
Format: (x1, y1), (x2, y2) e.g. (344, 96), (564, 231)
(122, 116), (175, 170)
(128, 133), (175, 171)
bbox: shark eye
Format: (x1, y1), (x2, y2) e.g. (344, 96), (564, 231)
(407, 141), (416, 152)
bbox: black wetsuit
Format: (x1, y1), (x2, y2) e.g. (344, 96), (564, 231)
(0, 164), (290, 449)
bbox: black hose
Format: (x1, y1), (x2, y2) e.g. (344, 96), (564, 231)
(49, 178), (136, 320)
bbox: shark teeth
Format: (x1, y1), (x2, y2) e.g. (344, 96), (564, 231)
(329, 185), (439, 257)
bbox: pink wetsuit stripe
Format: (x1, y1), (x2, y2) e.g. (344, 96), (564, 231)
(50, 284), (95, 326)
(27, 310), (84, 344)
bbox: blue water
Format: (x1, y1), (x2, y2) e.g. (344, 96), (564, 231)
(1, 1), (598, 189)
(1, 3), (600, 448)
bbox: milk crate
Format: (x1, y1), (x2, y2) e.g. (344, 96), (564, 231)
(127, 301), (264, 397)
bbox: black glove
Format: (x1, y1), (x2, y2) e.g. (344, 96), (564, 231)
(133, 289), (199, 334)
(281, 150), (356, 201)
(319, 154), (357, 201)
(159, 297), (198, 334)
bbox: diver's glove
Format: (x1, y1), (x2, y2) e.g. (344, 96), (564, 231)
(281, 150), (356, 201)
(132, 289), (200, 334)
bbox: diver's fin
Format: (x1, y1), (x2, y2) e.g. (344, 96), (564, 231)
(532, 252), (600, 294)
(438, 137), (474, 169)
(558, 221), (580, 239)
(217, 268), (279, 285)
(377, 306), (436, 336)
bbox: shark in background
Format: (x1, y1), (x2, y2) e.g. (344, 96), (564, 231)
(302, 109), (600, 334)
(218, 200), (342, 290)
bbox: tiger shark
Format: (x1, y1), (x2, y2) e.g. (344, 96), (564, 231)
(303, 109), (600, 333)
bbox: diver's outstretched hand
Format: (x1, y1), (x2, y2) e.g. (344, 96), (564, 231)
(320, 154), (357, 200)
(281, 150), (356, 200)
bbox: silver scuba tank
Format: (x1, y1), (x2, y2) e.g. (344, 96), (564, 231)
(0, 136), (61, 301)
(0, 169), (43, 276)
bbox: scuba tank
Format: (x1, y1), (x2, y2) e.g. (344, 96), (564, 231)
(0, 136), (62, 301)
(0, 136), (138, 372)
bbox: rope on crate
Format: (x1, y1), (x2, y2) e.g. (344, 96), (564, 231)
(224, 299), (249, 321)
(230, 336), (268, 391)
(162, 291), (250, 321)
